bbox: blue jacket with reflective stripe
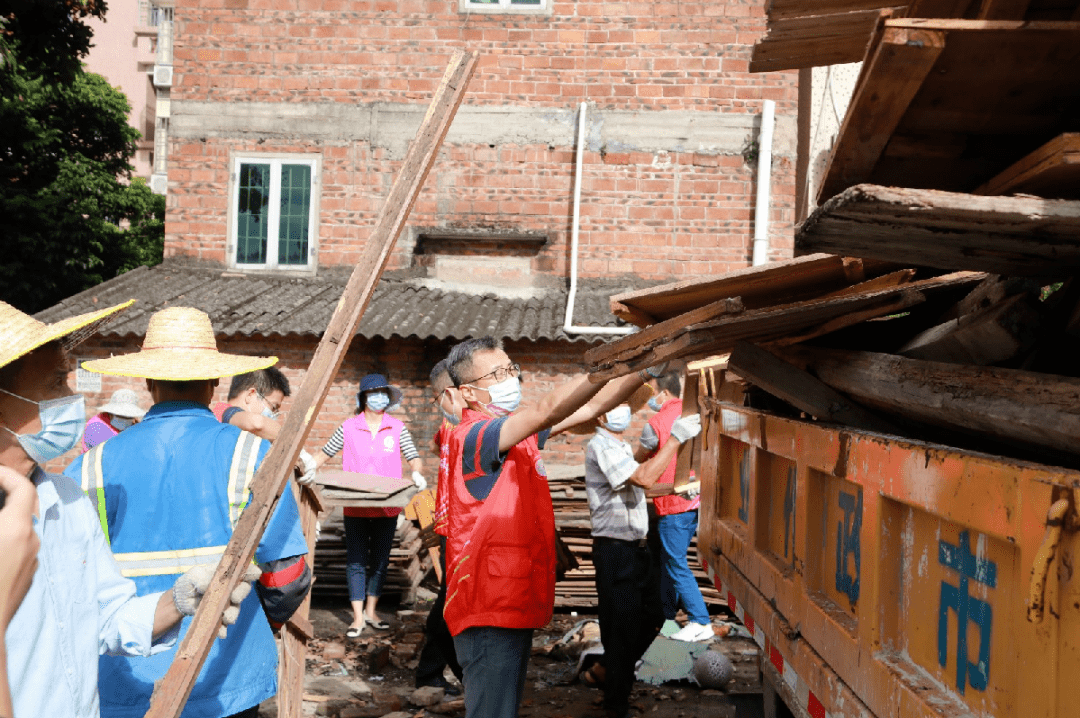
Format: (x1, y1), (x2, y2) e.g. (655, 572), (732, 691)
(64, 401), (309, 718)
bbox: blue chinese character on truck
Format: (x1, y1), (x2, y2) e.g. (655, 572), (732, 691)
(938, 530), (996, 695)
(835, 488), (862, 604)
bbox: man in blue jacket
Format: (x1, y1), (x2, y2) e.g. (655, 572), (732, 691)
(65, 306), (311, 718)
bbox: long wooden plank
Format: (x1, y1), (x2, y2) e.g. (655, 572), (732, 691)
(143, 50), (479, 718)
(816, 24), (945, 202)
(672, 372), (699, 489)
(609, 254), (898, 326)
(750, 8), (887, 71)
(777, 345), (1080, 457)
(974, 133), (1080, 198)
(796, 184), (1080, 277)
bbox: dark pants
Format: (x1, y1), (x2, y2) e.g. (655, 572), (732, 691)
(454, 626), (534, 718)
(343, 515), (397, 602)
(223, 706), (259, 718)
(416, 539), (463, 685)
(593, 535), (665, 716)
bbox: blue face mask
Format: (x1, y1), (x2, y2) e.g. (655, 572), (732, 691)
(365, 391), (391, 412)
(647, 394), (665, 412)
(440, 407), (460, 426)
(1, 389), (86, 464)
(110, 416), (135, 431)
(601, 405), (632, 433)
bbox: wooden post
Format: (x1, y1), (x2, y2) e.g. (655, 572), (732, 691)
(277, 483), (323, 718)
(143, 50), (479, 718)
(672, 371), (699, 491)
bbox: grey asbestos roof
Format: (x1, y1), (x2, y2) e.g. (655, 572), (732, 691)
(35, 262), (631, 343)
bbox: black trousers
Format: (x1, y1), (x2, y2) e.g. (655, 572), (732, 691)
(416, 538), (463, 685)
(593, 535), (665, 715)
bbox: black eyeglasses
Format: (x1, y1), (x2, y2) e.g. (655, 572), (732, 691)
(463, 362), (521, 386)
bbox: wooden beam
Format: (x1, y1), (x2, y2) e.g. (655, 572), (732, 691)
(974, 0), (1032, 21)
(610, 301), (658, 329)
(797, 184), (1080, 278)
(897, 293), (1042, 364)
(673, 372), (699, 490)
(816, 25), (945, 202)
(936, 275), (1039, 323)
(819, 268), (916, 299)
(727, 341), (902, 434)
(144, 50), (479, 718)
(778, 345), (1080, 457)
(974, 133), (1080, 198)
(584, 297), (744, 369)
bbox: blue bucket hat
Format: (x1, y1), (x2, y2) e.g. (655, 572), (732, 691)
(357, 373), (402, 409)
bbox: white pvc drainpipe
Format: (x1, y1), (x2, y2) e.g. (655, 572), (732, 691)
(752, 99), (776, 266)
(564, 101), (637, 336)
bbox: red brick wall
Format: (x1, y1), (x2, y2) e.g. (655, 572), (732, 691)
(51, 334), (649, 475)
(165, 0), (799, 280)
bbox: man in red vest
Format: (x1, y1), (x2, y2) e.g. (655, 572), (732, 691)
(442, 336), (657, 718)
(635, 370), (712, 643)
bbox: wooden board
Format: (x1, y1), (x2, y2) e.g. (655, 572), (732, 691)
(589, 275), (987, 382)
(609, 254), (899, 327)
(796, 184), (1080, 278)
(143, 50), (479, 718)
(974, 133), (1080, 198)
(319, 486), (418, 508)
(817, 20), (1080, 202)
(315, 469), (413, 496)
(277, 483), (322, 718)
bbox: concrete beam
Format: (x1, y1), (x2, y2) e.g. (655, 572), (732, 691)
(171, 101), (796, 159)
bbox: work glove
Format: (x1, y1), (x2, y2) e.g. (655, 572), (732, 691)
(296, 449), (318, 486)
(411, 471), (427, 490)
(670, 414), (702, 444)
(172, 563), (261, 639)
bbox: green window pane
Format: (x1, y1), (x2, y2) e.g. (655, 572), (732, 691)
(469, 0), (500, 4)
(237, 163), (269, 264)
(277, 164), (311, 265)
(510, 0), (542, 4)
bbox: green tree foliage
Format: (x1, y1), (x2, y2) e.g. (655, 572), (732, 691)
(0, 0), (165, 313)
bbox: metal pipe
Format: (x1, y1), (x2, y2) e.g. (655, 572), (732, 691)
(563, 102), (636, 336)
(752, 99), (776, 266)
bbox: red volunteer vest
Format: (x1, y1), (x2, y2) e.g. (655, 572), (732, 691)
(649, 398), (700, 516)
(433, 420), (452, 537)
(443, 408), (556, 636)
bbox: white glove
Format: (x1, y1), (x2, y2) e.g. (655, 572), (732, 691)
(670, 414), (702, 444)
(297, 449), (317, 486)
(685, 486), (700, 500)
(315, 520), (322, 543)
(172, 563), (261, 639)
(411, 471), (427, 490)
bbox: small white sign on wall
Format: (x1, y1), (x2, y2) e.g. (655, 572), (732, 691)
(75, 358), (101, 393)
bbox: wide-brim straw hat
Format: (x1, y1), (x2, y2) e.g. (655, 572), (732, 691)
(0, 299), (135, 370)
(98, 388), (147, 418)
(83, 306), (277, 380)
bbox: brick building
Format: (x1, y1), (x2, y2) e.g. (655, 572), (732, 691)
(40, 0), (799, 474)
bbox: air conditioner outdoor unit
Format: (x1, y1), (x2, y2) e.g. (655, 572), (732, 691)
(149, 173), (168, 195)
(153, 65), (173, 88)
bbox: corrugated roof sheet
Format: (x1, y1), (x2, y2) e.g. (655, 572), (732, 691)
(34, 262), (628, 343)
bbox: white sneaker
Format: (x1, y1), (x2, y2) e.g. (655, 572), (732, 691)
(670, 622), (714, 642)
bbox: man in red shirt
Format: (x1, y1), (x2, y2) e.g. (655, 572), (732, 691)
(442, 336), (658, 718)
(635, 370), (711, 643)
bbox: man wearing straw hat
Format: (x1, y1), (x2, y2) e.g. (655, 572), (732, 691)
(64, 306), (311, 718)
(0, 300), (250, 718)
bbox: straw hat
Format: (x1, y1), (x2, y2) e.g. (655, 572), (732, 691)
(98, 388), (147, 419)
(83, 306), (277, 380)
(0, 299), (135, 370)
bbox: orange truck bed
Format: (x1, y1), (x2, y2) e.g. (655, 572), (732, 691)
(694, 377), (1080, 717)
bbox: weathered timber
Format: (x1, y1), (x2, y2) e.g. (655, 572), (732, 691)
(749, 7), (888, 72)
(585, 298), (744, 367)
(936, 275), (1039, 323)
(319, 486), (418, 508)
(143, 50), (479, 718)
(590, 272), (982, 382)
(819, 269), (916, 299)
(898, 293), (1042, 364)
(609, 254), (899, 327)
(818, 20), (1080, 200)
(797, 184), (1080, 277)
(728, 341), (902, 434)
(278, 482), (323, 718)
(673, 372), (699, 489)
(975, 134), (1080, 199)
(777, 345), (1080, 457)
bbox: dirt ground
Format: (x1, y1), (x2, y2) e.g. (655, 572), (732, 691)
(259, 588), (765, 718)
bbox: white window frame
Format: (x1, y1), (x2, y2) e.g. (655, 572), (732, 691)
(458, 0), (551, 15)
(227, 153), (321, 272)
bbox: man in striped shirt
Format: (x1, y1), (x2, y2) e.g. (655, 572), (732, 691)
(585, 404), (701, 718)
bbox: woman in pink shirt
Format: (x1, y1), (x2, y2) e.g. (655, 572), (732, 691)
(315, 374), (425, 637)
(81, 388), (146, 452)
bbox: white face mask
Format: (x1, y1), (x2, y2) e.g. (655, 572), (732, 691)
(601, 405), (632, 433)
(110, 416), (135, 431)
(0, 389), (86, 464)
(468, 375), (522, 417)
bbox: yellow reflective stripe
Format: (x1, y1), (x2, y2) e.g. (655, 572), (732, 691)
(113, 544), (227, 578)
(228, 431), (260, 527)
(80, 444), (110, 544)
